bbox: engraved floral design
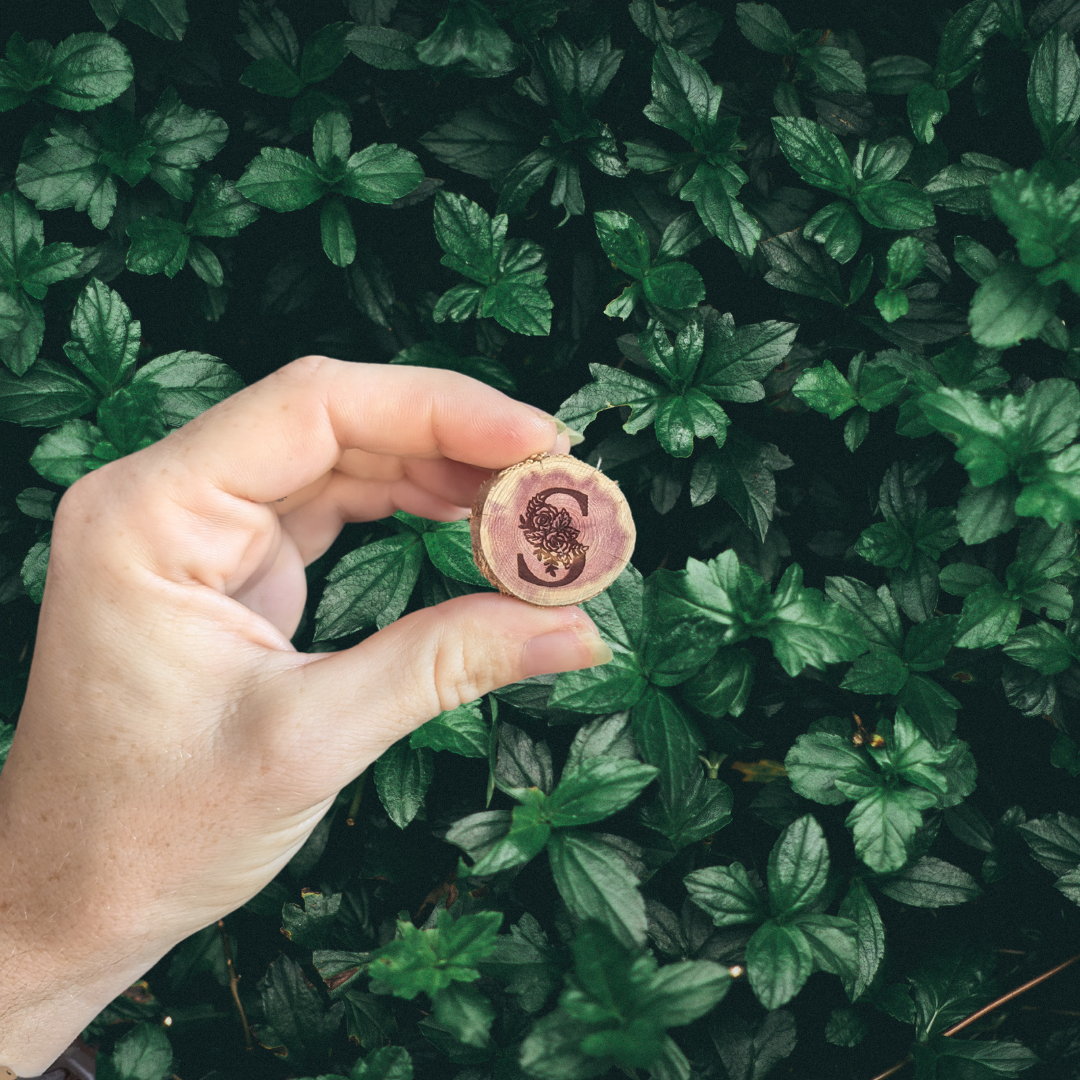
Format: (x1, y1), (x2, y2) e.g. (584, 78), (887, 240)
(519, 491), (589, 576)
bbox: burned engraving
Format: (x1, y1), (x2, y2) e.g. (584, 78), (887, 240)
(517, 487), (589, 588)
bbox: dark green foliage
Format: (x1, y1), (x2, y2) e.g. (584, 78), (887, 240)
(3, 2), (1080, 1079)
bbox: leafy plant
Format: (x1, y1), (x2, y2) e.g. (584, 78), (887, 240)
(3, 2), (1080, 1079)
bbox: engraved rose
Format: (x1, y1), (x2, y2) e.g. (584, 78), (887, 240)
(519, 491), (588, 575)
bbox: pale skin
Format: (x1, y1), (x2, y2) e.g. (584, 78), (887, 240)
(0, 356), (613, 1076)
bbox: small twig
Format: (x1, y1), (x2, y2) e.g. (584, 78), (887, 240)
(867, 950), (1080, 1080)
(942, 951), (1080, 1037)
(218, 919), (253, 1051)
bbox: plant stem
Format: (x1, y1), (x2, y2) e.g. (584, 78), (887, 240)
(346, 770), (367, 826)
(867, 950), (1080, 1080)
(218, 919), (253, 1051)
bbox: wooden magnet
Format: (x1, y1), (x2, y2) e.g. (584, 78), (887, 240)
(470, 453), (635, 607)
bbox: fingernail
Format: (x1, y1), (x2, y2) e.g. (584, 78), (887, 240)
(522, 627), (614, 677)
(553, 418), (586, 447)
(529, 406), (586, 447)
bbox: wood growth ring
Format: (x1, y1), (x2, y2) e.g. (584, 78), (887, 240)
(470, 453), (635, 607)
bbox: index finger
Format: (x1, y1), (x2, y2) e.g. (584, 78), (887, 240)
(147, 356), (562, 504)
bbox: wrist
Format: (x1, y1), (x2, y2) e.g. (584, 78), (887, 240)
(0, 770), (154, 1076)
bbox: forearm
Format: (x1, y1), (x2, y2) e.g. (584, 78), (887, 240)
(0, 772), (153, 1076)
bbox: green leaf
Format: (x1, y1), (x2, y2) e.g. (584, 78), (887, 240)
(421, 520), (490, 588)
(711, 1010), (798, 1080)
(642, 771), (734, 850)
(109, 0), (189, 43)
(96, 1022), (172, 1080)
(760, 230), (846, 306)
(1028, 26), (1080, 154)
(141, 86), (228, 200)
(16, 117), (116, 229)
(464, 800), (551, 876)
(555, 362), (662, 436)
(926, 153), (1011, 218)
(643, 43), (720, 145)
(129, 351), (243, 427)
(735, 3), (795, 54)
(838, 879), (885, 1002)
(237, 147), (328, 211)
(767, 814), (829, 917)
(867, 55), (933, 95)
(909, 942), (996, 1040)
(841, 649), (909, 695)
(415, 0), (516, 77)
(745, 920), (813, 1010)
(253, 951), (344, 1063)
(44, 32), (134, 111)
(346, 25), (422, 70)
(374, 740), (434, 830)
(804, 200), (863, 264)
(410, 701), (489, 758)
(368, 909), (502, 998)
(1018, 811), (1080, 876)
(925, 1035), (1039, 1077)
(313, 532), (424, 641)
(338, 142), (424, 205)
(681, 646), (755, 717)
(96, 384), (167, 455)
(907, 83), (950, 145)
(126, 217), (189, 278)
(433, 191), (552, 335)
(956, 480), (1020, 544)
(826, 576), (905, 652)
(935, 0), (1000, 86)
(425, 982), (495, 1053)
(801, 45), (866, 95)
(792, 359), (856, 419)
(969, 264), (1059, 349)
(594, 210), (651, 278)
(351, 1046), (414, 1079)
(955, 584), (1021, 648)
(0, 357), (98, 426)
(847, 785), (936, 874)
(684, 860), (767, 927)
(896, 673), (961, 745)
(299, 22), (350, 85)
(855, 182), (935, 230)
(320, 196), (356, 267)
(546, 830), (646, 948)
(771, 117), (855, 197)
(282, 890), (342, 949)
(875, 856), (982, 907)
(694, 432), (793, 541)
(630, 686), (703, 804)
(30, 418), (119, 486)
(642, 260), (706, 309)
(762, 563), (868, 677)
(680, 162), (762, 257)
(1002, 621), (1074, 675)
(545, 757), (658, 827)
(785, 732), (876, 806)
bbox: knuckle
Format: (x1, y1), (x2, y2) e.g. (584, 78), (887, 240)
(280, 354), (332, 383)
(430, 625), (502, 714)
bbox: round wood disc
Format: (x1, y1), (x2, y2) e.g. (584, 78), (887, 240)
(470, 453), (636, 607)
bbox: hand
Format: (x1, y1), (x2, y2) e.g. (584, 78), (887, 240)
(0, 357), (613, 1075)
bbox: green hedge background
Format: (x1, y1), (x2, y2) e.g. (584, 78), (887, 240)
(3, 1), (1080, 1079)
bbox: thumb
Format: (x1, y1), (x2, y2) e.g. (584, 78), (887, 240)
(262, 593), (612, 796)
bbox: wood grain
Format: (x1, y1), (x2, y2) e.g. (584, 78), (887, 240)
(470, 453), (635, 607)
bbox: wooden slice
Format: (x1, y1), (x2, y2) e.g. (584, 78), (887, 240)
(470, 453), (636, 607)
